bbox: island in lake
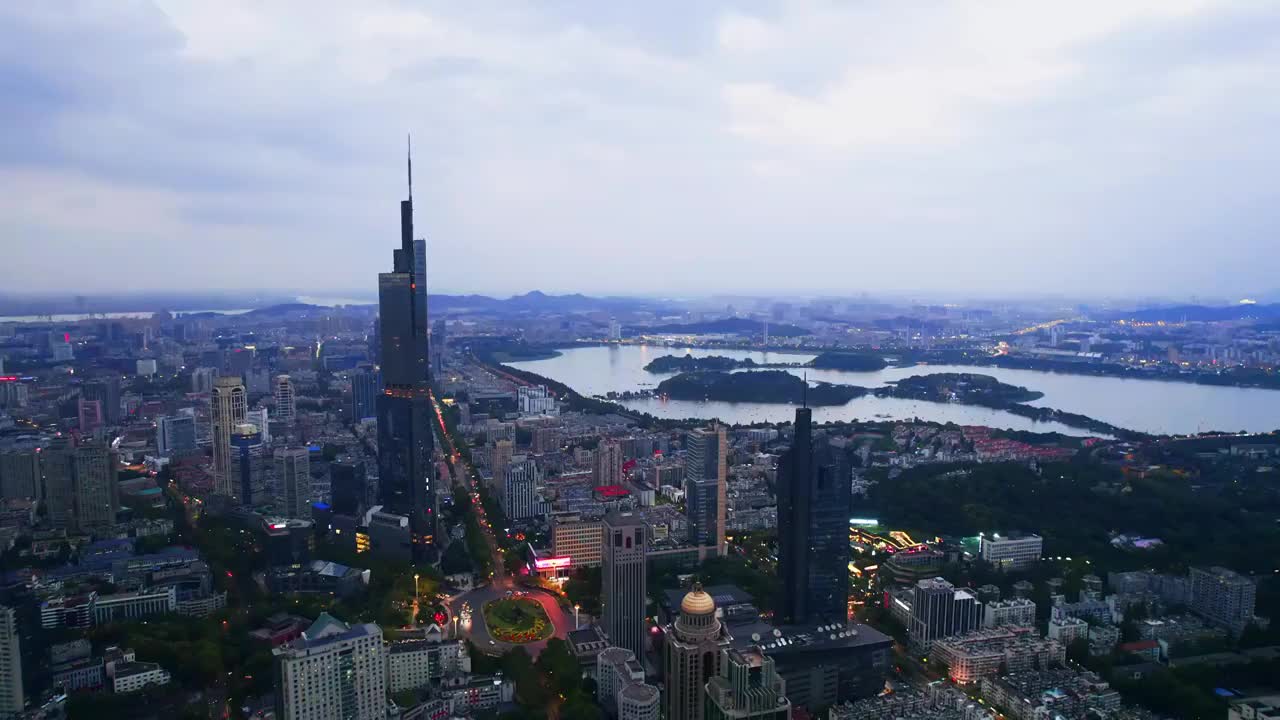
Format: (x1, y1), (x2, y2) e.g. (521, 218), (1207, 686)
(806, 351), (889, 371)
(878, 373), (1044, 406)
(655, 370), (867, 405)
(643, 354), (760, 373)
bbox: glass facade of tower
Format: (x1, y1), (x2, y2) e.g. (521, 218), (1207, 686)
(375, 184), (436, 556)
(777, 408), (852, 624)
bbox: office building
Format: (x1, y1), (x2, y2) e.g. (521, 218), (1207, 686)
(705, 647), (791, 720)
(156, 413), (197, 457)
(229, 424), (267, 507)
(777, 407), (852, 624)
(0, 449), (40, 500)
(274, 613), (387, 720)
(375, 150), (436, 558)
(663, 584), (729, 720)
(275, 447), (311, 518)
(594, 440), (623, 487)
(908, 578), (980, 651)
(135, 358), (157, 377)
(330, 458), (367, 517)
(211, 376), (248, 498)
(603, 512), (647, 657)
(274, 375), (296, 426)
(93, 588), (178, 624)
(110, 661), (170, 694)
(978, 533), (1042, 571)
(1190, 566), (1257, 636)
(504, 458), (541, 521)
(685, 425), (727, 556)
(552, 515), (603, 568)
(982, 599), (1036, 629)
(0, 606), (23, 718)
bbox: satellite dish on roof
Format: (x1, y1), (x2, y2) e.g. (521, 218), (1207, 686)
(772, 629), (782, 638)
(751, 633), (761, 642)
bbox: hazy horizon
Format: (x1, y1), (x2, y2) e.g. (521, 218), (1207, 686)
(5, 2), (1280, 298)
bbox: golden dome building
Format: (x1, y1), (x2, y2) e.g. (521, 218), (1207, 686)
(663, 583), (730, 720)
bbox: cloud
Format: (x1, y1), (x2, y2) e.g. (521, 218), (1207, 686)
(1, 0), (1279, 300)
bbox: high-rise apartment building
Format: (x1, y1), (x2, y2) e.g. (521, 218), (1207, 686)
(777, 407), (852, 624)
(43, 439), (118, 533)
(705, 647), (791, 720)
(0, 606), (23, 718)
(594, 440), (623, 487)
(191, 367), (216, 394)
(156, 412), (197, 457)
(273, 613), (387, 720)
(350, 368), (381, 421)
(663, 584), (728, 720)
(685, 426), (727, 556)
(211, 376), (248, 498)
(908, 578), (981, 651)
(598, 647), (655, 720)
(0, 449), (40, 500)
(1190, 566), (1257, 636)
(982, 598), (1037, 629)
(77, 399), (103, 433)
(275, 448), (312, 519)
(274, 375), (296, 426)
(490, 440), (514, 492)
(375, 151), (436, 558)
(603, 512), (647, 657)
(82, 377), (121, 425)
(503, 459), (541, 521)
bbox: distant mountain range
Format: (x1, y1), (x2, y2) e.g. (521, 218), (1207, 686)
(427, 290), (675, 315)
(640, 317), (809, 337)
(1106, 303), (1280, 323)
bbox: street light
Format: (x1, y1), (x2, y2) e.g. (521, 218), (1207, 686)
(574, 604), (580, 630)
(414, 573), (420, 603)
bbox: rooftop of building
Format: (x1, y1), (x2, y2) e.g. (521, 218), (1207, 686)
(112, 661), (165, 678)
(619, 683), (660, 704)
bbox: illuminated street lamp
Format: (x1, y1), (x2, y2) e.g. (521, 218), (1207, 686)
(414, 573), (420, 603)
(574, 604), (580, 630)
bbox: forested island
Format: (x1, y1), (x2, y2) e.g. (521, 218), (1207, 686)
(643, 354), (759, 373)
(806, 351), (889, 371)
(877, 373), (1044, 406)
(654, 370), (867, 405)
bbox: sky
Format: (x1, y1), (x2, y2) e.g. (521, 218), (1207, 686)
(3, 1), (1280, 301)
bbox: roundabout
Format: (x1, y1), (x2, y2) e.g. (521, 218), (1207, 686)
(482, 596), (553, 644)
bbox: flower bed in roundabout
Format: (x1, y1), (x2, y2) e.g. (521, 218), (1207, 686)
(482, 597), (553, 644)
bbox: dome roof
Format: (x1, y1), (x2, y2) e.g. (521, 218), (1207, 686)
(680, 584), (716, 616)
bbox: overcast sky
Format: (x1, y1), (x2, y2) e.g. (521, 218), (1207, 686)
(3, 1), (1279, 300)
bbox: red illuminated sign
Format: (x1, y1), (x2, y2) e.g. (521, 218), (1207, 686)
(533, 556), (572, 570)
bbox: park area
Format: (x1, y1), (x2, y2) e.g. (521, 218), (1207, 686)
(482, 597), (553, 644)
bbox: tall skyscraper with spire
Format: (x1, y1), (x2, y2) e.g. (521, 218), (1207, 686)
(777, 404), (853, 624)
(375, 139), (436, 557)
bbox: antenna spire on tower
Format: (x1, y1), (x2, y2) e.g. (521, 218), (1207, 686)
(803, 371), (808, 408)
(407, 133), (413, 201)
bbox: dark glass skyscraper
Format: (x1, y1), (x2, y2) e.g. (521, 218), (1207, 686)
(777, 406), (852, 624)
(376, 146), (436, 556)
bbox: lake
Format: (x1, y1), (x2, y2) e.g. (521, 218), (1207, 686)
(506, 345), (1280, 436)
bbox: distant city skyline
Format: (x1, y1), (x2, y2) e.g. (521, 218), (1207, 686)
(5, 3), (1280, 297)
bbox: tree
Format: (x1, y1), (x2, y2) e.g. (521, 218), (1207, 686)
(535, 638), (581, 696)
